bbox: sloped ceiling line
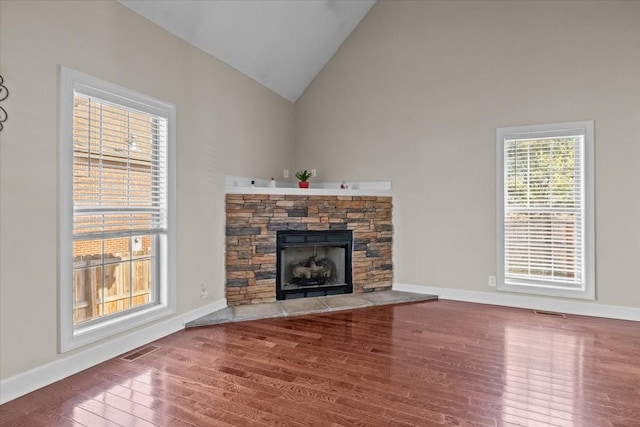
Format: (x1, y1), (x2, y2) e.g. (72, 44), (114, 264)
(119, 0), (376, 102)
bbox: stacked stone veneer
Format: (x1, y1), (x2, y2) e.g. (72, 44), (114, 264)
(226, 194), (393, 306)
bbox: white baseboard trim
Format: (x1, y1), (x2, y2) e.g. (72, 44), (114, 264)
(0, 298), (227, 405)
(394, 283), (640, 322)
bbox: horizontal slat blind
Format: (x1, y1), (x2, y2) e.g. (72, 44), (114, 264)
(73, 92), (167, 239)
(504, 136), (583, 286)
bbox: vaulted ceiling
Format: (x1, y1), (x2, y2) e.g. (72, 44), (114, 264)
(119, 0), (376, 102)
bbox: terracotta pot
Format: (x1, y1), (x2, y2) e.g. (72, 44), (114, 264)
(298, 181), (309, 188)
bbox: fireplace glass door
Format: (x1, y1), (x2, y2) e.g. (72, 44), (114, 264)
(276, 230), (353, 300)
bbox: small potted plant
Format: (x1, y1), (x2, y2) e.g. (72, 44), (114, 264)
(295, 170), (313, 188)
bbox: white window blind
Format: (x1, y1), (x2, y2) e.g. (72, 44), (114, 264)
(497, 121), (594, 300)
(504, 135), (583, 285)
(72, 92), (167, 240)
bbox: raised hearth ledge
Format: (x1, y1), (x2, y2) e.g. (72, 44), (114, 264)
(225, 175), (392, 196)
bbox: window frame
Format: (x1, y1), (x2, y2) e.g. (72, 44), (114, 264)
(496, 120), (595, 300)
(59, 67), (176, 352)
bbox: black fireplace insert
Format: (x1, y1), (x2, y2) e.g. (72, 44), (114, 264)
(276, 230), (353, 300)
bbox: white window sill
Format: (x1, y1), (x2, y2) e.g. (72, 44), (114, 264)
(61, 303), (175, 353)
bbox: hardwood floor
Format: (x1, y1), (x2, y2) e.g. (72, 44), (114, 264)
(1, 300), (639, 426)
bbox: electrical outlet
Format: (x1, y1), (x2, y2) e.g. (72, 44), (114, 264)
(283, 169), (289, 178)
(488, 276), (497, 287)
(200, 283), (208, 298)
(311, 169), (317, 177)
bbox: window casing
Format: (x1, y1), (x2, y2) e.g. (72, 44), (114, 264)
(59, 67), (176, 352)
(496, 121), (594, 299)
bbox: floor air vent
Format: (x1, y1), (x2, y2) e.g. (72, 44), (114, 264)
(122, 345), (160, 361)
(533, 310), (567, 319)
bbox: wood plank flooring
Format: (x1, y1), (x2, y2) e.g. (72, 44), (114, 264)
(1, 300), (639, 426)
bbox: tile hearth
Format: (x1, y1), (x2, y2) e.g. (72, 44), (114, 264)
(185, 290), (438, 328)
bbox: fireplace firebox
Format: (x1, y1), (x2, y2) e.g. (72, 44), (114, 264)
(276, 230), (353, 300)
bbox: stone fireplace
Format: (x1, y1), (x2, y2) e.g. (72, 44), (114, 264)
(225, 193), (392, 306)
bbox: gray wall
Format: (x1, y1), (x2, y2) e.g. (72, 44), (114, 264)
(1, 0), (638, 387)
(295, 1), (640, 307)
(0, 0), (294, 379)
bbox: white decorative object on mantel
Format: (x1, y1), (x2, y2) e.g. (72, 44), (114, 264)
(224, 175), (392, 196)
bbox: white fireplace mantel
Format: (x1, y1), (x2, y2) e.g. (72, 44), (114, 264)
(225, 175), (392, 197)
